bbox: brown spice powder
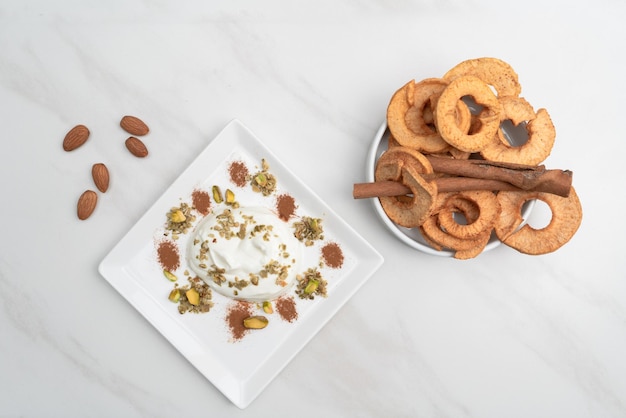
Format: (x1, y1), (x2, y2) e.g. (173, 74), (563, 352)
(276, 194), (296, 222)
(228, 161), (249, 187)
(275, 296), (298, 323)
(226, 301), (254, 341)
(321, 242), (344, 269)
(157, 239), (180, 271)
(192, 189), (211, 216)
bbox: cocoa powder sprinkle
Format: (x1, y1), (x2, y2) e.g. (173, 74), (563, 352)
(228, 161), (249, 187)
(276, 194), (296, 222)
(157, 240), (180, 271)
(192, 189), (211, 216)
(275, 296), (298, 323)
(321, 242), (344, 269)
(226, 301), (254, 341)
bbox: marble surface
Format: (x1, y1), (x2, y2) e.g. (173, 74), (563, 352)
(1, 0), (625, 416)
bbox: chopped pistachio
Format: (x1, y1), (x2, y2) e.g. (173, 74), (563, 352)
(262, 301), (274, 314)
(294, 216), (324, 246)
(304, 279), (319, 294)
(169, 209), (186, 223)
(254, 173), (268, 187)
(308, 217), (321, 234)
(165, 203), (196, 236)
(296, 268), (328, 300)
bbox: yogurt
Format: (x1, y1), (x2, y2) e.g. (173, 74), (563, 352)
(187, 206), (302, 302)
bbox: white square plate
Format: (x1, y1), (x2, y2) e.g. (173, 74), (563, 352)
(98, 119), (384, 408)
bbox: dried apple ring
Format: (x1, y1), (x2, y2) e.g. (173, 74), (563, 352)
(497, 96), (536, 126)
(375, 163), (437, 228)
(375, 146), (436, 227)
(387, 79), (471, 154)
(429, 191), (459, 216)
(419, 213), (492, 259)
(402, 79), (448, 136)
(437, 190), (500, 239)
(405, 78), (449, 138)
(387, 80), (419, 144)
(443, 57), (522, 97)
(481, 99), (556, 165)
(375, 146), (433, 176)
(494, 187), (582, 254)
(419, 225), (444, 252)
(422, 102), (435, 126)
(404, 104), (430, 135)
(407, 78), (471, 153)
(427, 94), (472, 136)
(434, 75), (503, 153)
(387, 78), (451, 153)
(419, 191), (490, 258)
(443, 195), (480, 223)
(453, 232), (492, 260)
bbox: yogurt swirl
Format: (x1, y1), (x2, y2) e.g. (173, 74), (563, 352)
(187, 206), (302, 302)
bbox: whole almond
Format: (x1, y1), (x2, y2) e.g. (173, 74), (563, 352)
(77, 190), (98, 220)
(92, 163), (110, 193)
(63, 124), (90, 151)
(125, 136), (149, 158)
(120, 115), (149, 136)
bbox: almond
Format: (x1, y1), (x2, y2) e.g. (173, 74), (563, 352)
(77, 190), (98, 220)
(125, 136), (149, 158)
(92, 163), (110, 193)
(120, 115), (149, 136)
(63, 124), (90, 151)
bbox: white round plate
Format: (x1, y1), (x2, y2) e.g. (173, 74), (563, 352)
(366, 121), (535, 256)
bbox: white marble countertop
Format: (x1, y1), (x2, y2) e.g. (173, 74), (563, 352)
(2, 1), (625, 416)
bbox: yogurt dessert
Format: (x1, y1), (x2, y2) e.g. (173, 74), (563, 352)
(187, 206), (303, 302)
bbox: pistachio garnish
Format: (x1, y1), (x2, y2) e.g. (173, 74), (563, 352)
(225, 188), (236, 204)
(293, 216), (324, 246)
(165, 203), (196, 236)
(262, 301), (273, 314)
(168, 288), (181, 303)
(169, 209), (186, 223)
(304, 279), (319, 294)
(163, 270), (178, 282)
(308, 217), (321, 234)
(243, 315), (269, 329)
(296, 268), (328, 300)
(186, 288), (200, 306)
(254, 173), (268, 187)
(212, 185), (223, 203)
(175, 277), (214, 314)
(248, 159), (277, 196)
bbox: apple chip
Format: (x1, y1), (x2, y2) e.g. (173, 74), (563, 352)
(437, 190), (500, 239)
(443, 57), (522, 97)
(434, 75), (503, 153)
(481, 96), (556, 165)
(495, 187), (582, 254)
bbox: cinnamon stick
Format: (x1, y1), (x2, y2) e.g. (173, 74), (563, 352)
(354, 181), (409, 198)
(425, 155), (571, 191)
(354, 156), (573, 199)
(353, 175), (572, 199)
